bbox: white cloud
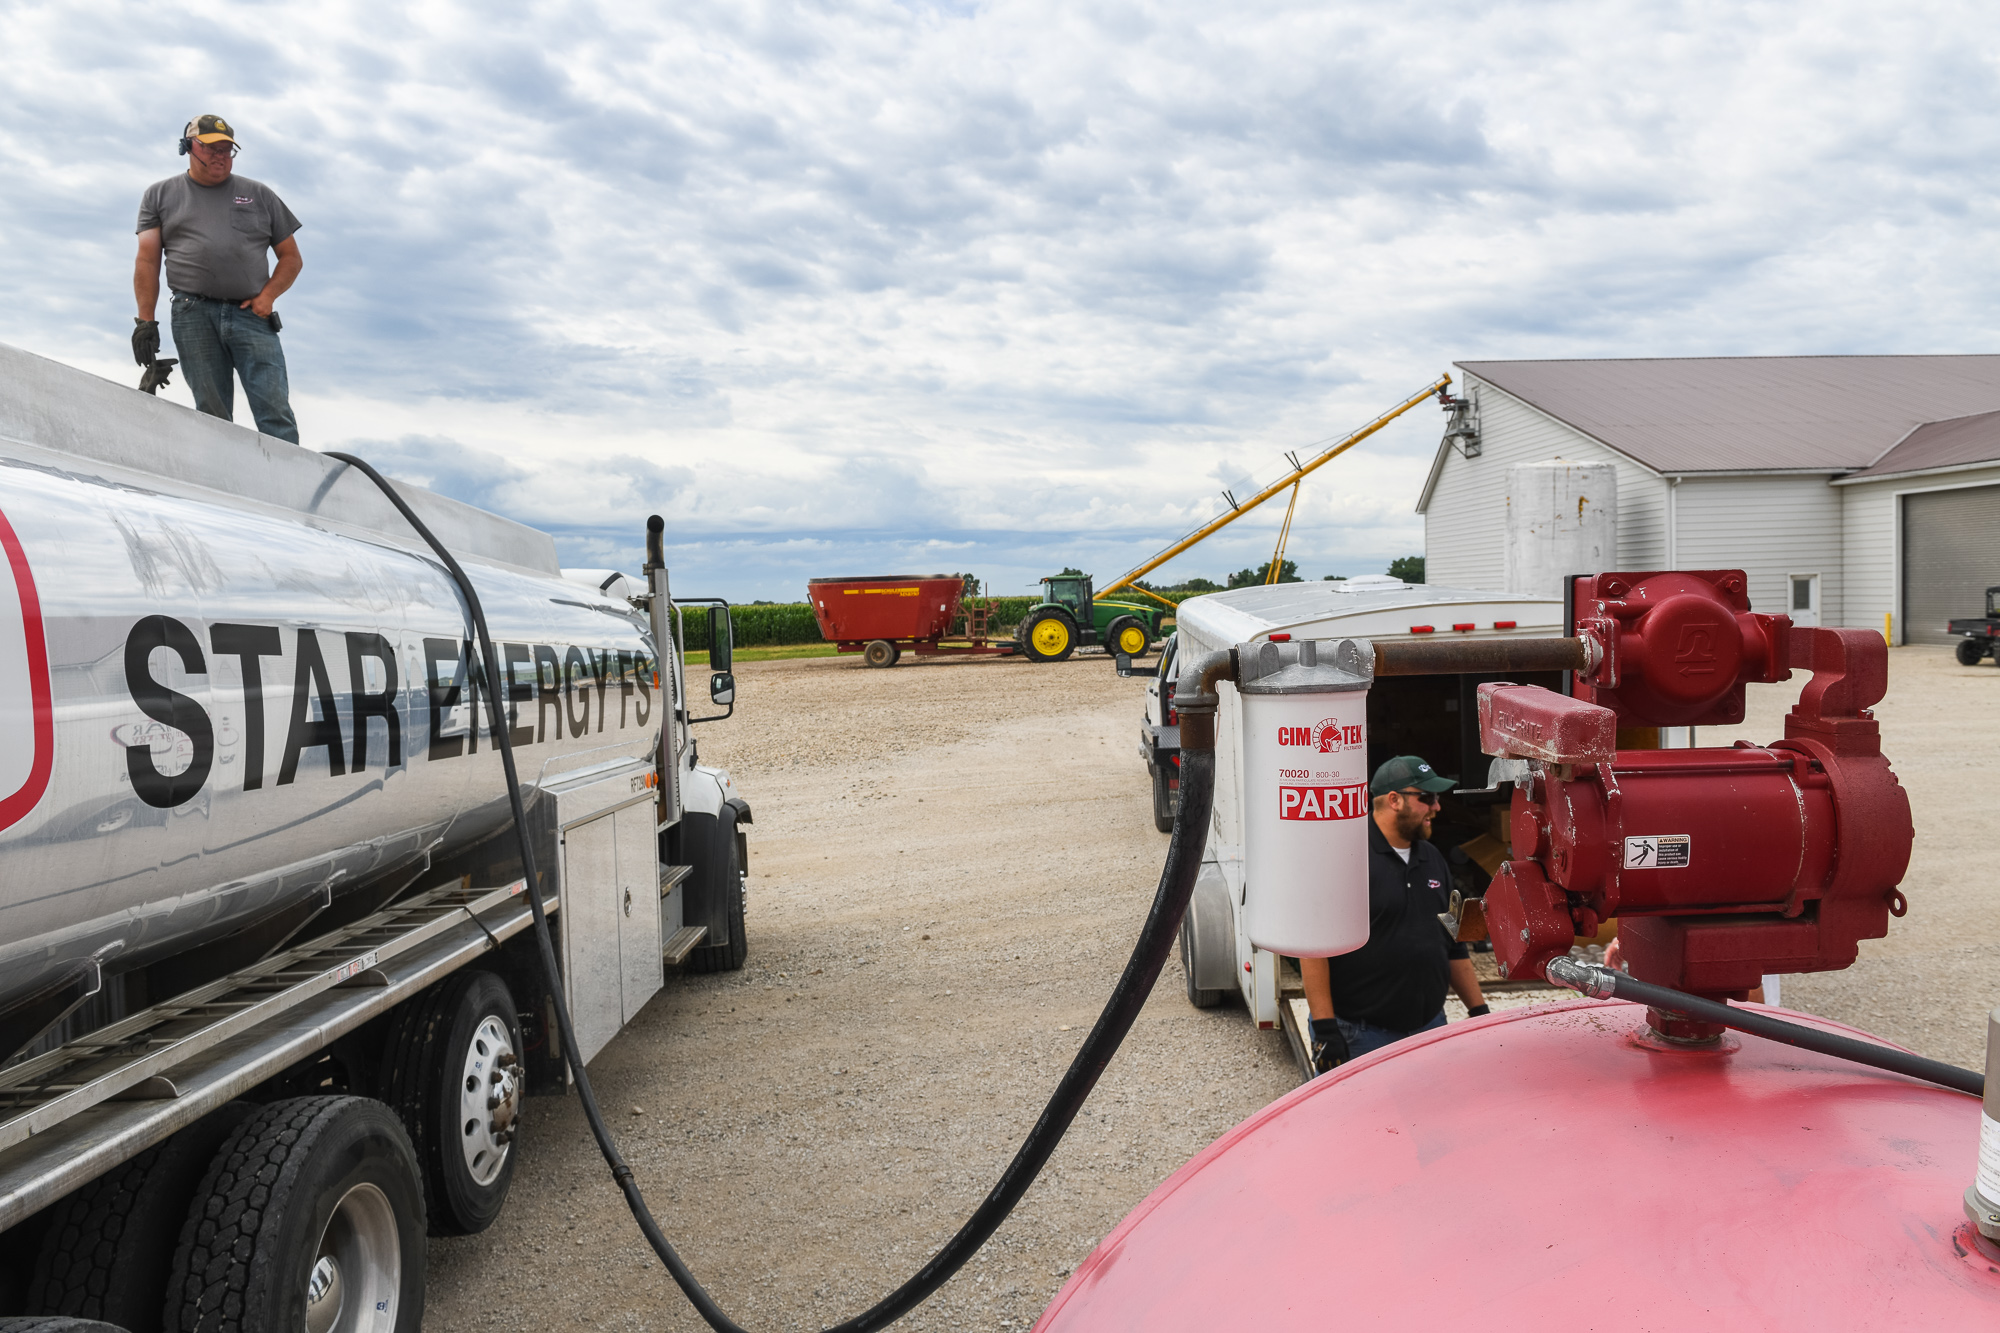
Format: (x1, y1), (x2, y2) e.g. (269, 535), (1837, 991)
(4, 0), (1999, 597)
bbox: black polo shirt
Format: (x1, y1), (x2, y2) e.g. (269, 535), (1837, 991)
(1324, 819), (1470, 1032)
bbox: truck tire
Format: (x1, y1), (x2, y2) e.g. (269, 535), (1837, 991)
(1106, 616), (1149, 660)
(1018, 609), (1078, 663)
(25, 1103), (258, 1332)
(1151, 764), (1177, 834)
(1956, 637), (1986, 666)
(863, 639), (898, 668)
(683, 806), (748, 974)
(377, 971), (523, 1237)
(0, 1319), (135, 1332)
(164, 1097), (425, 1333)
(1178, 916), (1224, 1009)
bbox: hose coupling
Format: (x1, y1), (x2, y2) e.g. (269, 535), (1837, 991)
(1544, 955), (1619, 999)
(1173, 649), (1238, 752)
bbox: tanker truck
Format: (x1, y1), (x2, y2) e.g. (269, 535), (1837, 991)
(0, 342), (751, 1332)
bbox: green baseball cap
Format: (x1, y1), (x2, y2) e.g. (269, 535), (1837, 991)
(1368, 755), (1454, 797)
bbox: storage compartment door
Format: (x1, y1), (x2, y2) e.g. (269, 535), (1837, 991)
(560, 811), (624, 1066)
(614, 801), (663, 1024)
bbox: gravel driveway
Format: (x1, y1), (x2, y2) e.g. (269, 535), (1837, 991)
(425, 650), (1298, 1330)
(422, 641), (1998, 1331)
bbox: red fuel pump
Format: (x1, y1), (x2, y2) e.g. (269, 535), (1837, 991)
(1480, 569), (1914, 1038)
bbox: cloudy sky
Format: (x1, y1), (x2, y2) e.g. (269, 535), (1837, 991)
(5, 0), (1998, 600)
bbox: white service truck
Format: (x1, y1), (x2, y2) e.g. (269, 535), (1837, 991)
(1154, 577), (1563, 1071)
(0, 342), (748, 1333)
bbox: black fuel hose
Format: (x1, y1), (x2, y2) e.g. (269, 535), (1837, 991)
(330, 452), (1223, 1332)
(1543, 956), (1985, 1097)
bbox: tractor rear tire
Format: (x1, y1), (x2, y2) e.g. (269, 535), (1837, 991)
(1956, 637), (1986, 666)
(864, 640), (898, 668)
(1106, 616), (1149, 660)
(1019, 609), (1078, 663)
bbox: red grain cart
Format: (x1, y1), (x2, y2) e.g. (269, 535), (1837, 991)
(808, 575), (1017, 667)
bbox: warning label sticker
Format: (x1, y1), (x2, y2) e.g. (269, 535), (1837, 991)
(1623, 834), (1690, 869)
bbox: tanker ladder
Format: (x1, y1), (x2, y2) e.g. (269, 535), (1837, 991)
(0, 876), (558, 1233)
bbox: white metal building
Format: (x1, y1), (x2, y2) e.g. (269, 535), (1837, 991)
(1418, 356), (2000, 643)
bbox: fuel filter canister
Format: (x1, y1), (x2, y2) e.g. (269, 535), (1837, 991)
(1237, 637), (1374, 957)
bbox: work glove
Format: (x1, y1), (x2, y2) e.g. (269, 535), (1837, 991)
(1309, 1018), (1350, 1074)
(132, 318), (160, 365)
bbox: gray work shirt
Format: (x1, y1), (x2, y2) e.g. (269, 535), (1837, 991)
(137, 174), (302, 302)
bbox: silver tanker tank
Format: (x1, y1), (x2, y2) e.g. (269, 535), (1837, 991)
(0, 341), (662, 1025)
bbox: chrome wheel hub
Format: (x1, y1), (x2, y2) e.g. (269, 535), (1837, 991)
(459, 1015), (520, 1185)
(306, 1181), (399, 1333)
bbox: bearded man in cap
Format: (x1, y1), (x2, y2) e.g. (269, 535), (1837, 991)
(132, 114), (303, 443)
(1299, 754), (1489, 1071)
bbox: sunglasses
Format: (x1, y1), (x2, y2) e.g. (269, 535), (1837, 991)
(1396, 789), (1443, 806)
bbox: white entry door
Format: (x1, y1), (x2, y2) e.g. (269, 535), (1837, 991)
(1789, 574), (1820, 628)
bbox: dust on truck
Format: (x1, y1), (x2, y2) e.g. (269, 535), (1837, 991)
(0, 342), (749, 1332)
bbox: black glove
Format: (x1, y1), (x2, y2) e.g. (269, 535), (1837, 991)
(1466, 1003), (1491, 1018)
(1309, 1018), (1350, 1074)
(132, 319), (160, 365)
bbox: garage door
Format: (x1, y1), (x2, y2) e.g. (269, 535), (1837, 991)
(1902, 485), (2000, 644)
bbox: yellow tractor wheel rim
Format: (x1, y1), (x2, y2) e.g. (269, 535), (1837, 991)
(1031, 619), (1070, 655)
(1116, 626), (1147, 655)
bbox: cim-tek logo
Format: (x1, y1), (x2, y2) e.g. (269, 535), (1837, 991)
(1277, 719), (1362, 752)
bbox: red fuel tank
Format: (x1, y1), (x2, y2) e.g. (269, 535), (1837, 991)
(1034, 1003), (1999, 1331)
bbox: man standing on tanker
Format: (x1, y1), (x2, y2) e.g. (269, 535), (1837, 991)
(132, 115), (303, 443)
(1299, 755), (1489, 1071)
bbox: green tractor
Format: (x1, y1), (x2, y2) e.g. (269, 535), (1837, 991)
(1017, 572), (1171, 663)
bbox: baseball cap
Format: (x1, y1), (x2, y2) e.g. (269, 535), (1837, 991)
(1368, 755), (1454, 797)
(185, 114), (237, 146)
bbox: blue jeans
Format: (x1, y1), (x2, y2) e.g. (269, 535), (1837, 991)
(170, 295), (299, 443)
(1335, 1010), (1446, 1061)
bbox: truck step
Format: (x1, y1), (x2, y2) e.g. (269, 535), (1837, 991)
(662, 926), (709, 965)
(659, 863), (695, 896)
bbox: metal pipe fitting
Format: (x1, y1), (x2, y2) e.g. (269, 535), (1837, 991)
(1370, 635), (1593, 678)
(1966, 1006), (2000, 1240)
(1173, 648), (1238, 752)
(1543, 958), (1984, 1098)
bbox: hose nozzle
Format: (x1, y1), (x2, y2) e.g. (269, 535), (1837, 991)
(1544, 955), (1620, 999)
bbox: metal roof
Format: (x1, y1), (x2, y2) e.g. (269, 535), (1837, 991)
(1836, 408), (2000, 482)
(1456, 355), (2000, 474)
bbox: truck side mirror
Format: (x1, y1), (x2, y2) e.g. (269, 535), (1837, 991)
(708, 605), (734, 673)
(709, 671), (735, 705)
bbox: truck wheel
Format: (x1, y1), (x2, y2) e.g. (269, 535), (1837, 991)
(1956, 637), (1986, 666)
(1106, 616), (1149, 659)
(378, 971), (523, 1236)
(26, 1103), (258, 1332)
(1151, 764), (1177, 834)
(683, 807), (749, 974)
(1019, 609), (1078, 663)
(165, 1097), (424, 1333)
(1178, 916), (1224, 1009)
(863, 639), (898, 668)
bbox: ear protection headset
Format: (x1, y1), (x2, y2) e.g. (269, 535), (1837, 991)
(179, 120), (195, 155)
